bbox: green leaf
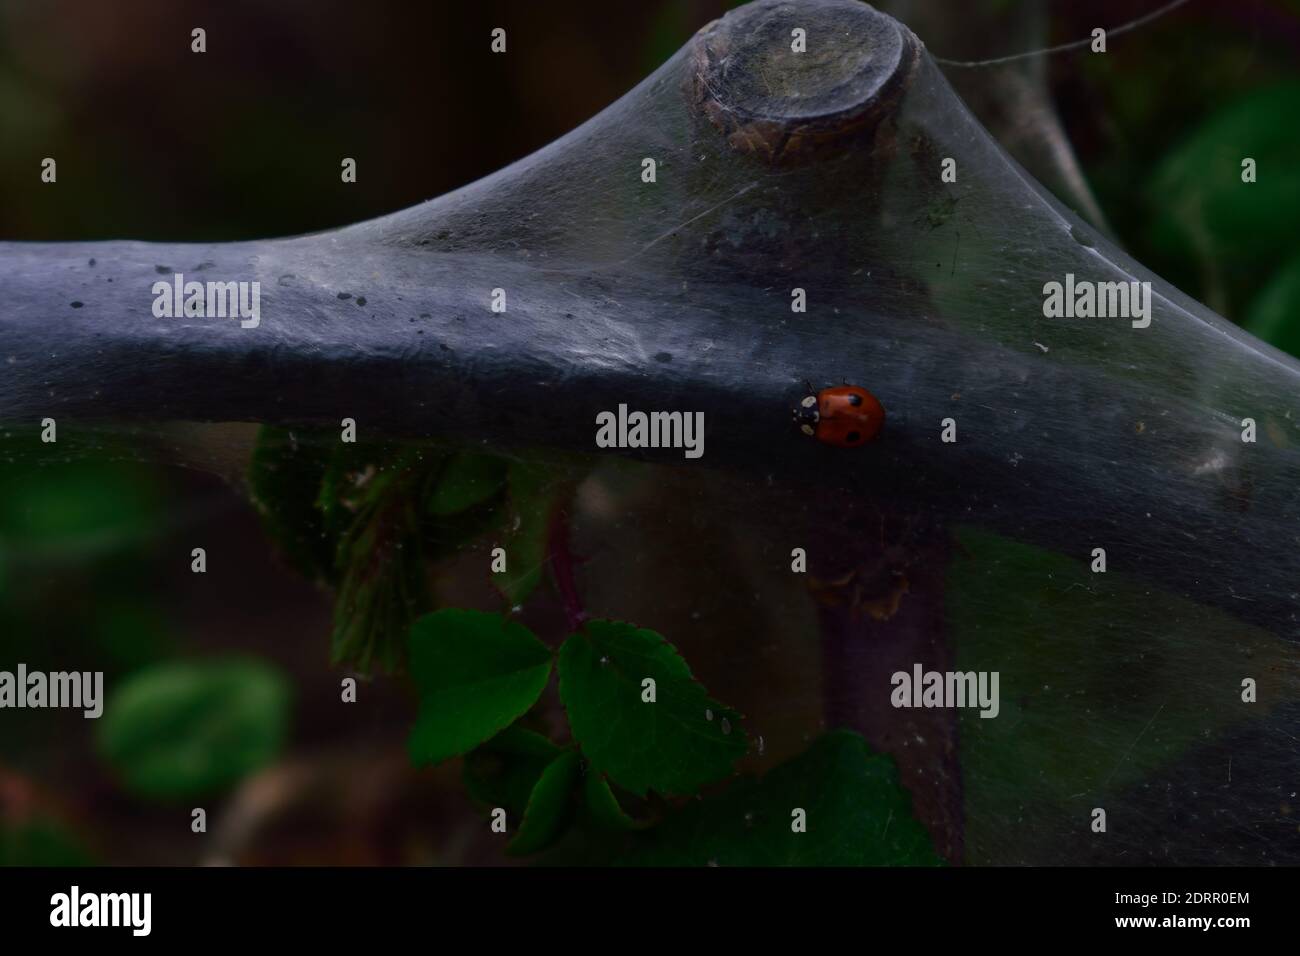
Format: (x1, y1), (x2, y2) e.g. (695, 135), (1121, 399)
(492, 462), (558, 606)
(0, 459), (163, 552)
(97, 659), (290, 800)
(407, 610), (553, 767)
(583, 770), (645, 831)
(1244, 250), (1300, 358)
(0, 819), (94, 867)
(463, 725), (562, 821)
(252, 431), (465, 672)
(248, 426), (336, 582)
(421, 451), (509, 566)
(315, 440), (418, 544)
(330, 459), (429, 672)
(426, 452), (507, 516)
(1147, 83), (1300, 268)
(507, 749), (580, 855)
(558, 620), (746, 797)
(621, 731), (942, 866)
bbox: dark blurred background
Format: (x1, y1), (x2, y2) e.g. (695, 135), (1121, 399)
(1, 0), (1298, 864)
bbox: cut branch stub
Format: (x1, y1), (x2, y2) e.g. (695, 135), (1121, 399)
(692, 0), (920, 164)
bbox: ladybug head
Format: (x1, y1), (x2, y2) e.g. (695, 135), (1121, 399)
(792, 394), (819, 436)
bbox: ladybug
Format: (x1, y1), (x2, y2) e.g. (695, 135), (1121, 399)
(793, 384), (885, 447)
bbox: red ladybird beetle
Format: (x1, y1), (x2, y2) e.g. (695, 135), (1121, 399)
(792, 383), (885, 447)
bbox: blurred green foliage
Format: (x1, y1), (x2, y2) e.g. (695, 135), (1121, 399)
(1148, 84), (1300, 266)
(0, 819), (93, 867)
(97, 658), (290, 800)
(1073, 7), (1300, 350)
(1145, 83), (1300, 325)
(948, 527), (1288, 863)
(0, 453), (177, 770)
(0, 459), (161, 548)
(1245, 249), (1300, 355)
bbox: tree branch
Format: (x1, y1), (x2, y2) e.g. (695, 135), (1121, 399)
(2, 0), (1298, 642)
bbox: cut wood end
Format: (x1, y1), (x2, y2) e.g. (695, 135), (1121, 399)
(691, 0), (920, 164)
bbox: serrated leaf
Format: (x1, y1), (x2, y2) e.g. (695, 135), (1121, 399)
(330, 476), (427, 673)
(316, 440), (415, 543)
(97, 659), (290, 800)
(248, 426), (336, 582)
(407, 610), (553, 766)
(427, 452), (507, 516)
(252, 432), (450, 672)
(558, 620), (746, 797)
(507, 749), (579, 855)
(463, 726), (562, 821)
(621, 731), (943, 866)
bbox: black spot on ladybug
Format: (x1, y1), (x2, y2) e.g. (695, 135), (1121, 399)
(847, 431), (861, 443)
(848, 393), (862, 406)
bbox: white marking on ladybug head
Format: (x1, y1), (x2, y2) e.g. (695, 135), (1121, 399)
(800, 395), (816, 408)
(800, 424), (815, 436)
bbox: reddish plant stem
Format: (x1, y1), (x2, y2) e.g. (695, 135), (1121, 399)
(546, 488), (588, 633)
